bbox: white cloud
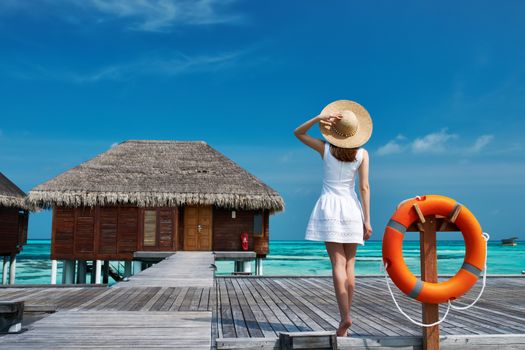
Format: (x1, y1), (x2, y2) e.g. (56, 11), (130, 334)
(465, 134), (494, 154)
(86, 0), (242, 31)
(4, 49), (250, 83)
(377, 134), (405, 156)
(377, 130), (494, 156)
(0, 0), (243, 32)
(411, 128), (457, 154)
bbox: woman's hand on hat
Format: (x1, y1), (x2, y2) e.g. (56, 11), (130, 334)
(318, 114), (342, 130)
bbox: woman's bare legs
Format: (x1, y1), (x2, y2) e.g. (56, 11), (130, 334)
(326, 242), (353, 336)
(343, 243), (357, 326)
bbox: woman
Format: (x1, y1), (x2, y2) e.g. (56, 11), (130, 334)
(293, 100), (373, 336)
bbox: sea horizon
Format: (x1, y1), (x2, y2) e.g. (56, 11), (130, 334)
(10, 239), (524, 285)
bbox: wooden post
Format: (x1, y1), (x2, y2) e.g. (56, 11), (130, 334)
(242, 261), (252, 274)
(102, 260), (109, 284)
(9, 253), (16, 285)
(124, 261), (132, 277)
(256, 258), (263, 276)
(77, 260), (87, 284)
(95, 260), (102, 284)
(90, 261), (96, 283)
(419, 215), (439, 350)
(50, 260), (58, 284)
(2, 256), (7, 285)
(62, 260), (76, 284)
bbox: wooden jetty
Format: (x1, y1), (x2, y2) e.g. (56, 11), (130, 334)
(0, 252), (214, 349)
(0, 253), (524, 349)
(214, 276), (525, 349)
(115, 252), (215, 288)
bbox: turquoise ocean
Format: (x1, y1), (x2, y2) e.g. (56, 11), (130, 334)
(9, 239), (524, 285)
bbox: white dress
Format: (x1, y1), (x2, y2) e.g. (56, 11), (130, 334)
(305, 142), (365, 245)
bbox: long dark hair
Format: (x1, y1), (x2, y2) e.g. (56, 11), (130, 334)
(329, 143), (359, 162)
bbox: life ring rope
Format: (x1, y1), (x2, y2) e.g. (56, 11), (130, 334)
(382, 232), (489, 327)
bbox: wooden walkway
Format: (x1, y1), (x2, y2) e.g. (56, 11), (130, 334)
(117, 252), (215, 288)
(0, 311), (211, 349)
(214, 276), (525, 349)
(0, 254), (524, 349)
(0, 286), (213, 312)
(0, 252), (215, 349)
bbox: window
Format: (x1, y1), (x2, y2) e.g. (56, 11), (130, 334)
(253, 211), (263, 237)
(144, 210), (157, 246)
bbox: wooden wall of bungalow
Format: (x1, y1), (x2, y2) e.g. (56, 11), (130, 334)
(51, 205), (270, 261)
(0, 207), (29, 256)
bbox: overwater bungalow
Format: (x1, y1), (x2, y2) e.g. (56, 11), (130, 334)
(0, 172), (29, 285)
(27, 140), (284, 283)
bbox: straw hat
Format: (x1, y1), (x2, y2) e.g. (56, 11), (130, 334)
(318, 100), (373, 148)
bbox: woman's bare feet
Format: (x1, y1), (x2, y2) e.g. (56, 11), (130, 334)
(336, 318), (352, 336)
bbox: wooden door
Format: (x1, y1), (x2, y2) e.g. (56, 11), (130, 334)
(141, 208), (177, 251)
(183, 205), (212, 251)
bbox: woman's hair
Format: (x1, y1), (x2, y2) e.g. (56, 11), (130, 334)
(328, 143), (359, 162)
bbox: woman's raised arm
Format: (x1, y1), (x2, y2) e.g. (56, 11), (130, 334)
(294, 114), (341, 158)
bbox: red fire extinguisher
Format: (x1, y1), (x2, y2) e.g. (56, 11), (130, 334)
(241, 232), (249, 251)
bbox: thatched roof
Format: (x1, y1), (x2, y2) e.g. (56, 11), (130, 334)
(0, 172), (28, 209)
(28, 140), (284, 212)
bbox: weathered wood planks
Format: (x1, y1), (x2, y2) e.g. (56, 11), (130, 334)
(0, 311), (211, 349)
(216, 276), (525, 340)
(0, 256), (524, 350)
(115, 252), (215, 288)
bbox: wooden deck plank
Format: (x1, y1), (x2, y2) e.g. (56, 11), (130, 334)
(362, 276), (523, 334)
(225, 278), (250, 338)
(117, 252), (214, 288)
(140, 287), (169, 311)
(153, 287), (180, 311)
(297, 277), (392, 336)
(242, 277), (288, 335)
(236, 278), (277, 338)
(170, 286), (190, 311)
(1, 256), (524, 349)
(252, 278), (306, 332)
(0, 311), (211, 349)
(290, 277), (380, 336)
(180, 287), (196, 311)
(218, 277), (236, 338)
(264, 278), (327, 331)
(198, 287), (210, 311)
(230, 278), (264, 337)
(216, 276), (525, 340)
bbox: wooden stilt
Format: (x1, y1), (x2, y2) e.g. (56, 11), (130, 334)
(124, 261), (132, 277)
(419, 215), (440, 350)
(234, 261), (241, 273)
(9, 253), (16, 285)
(62, 260), (76, 284)
(77, 260), (87, 284)
(242, 261), (252, 274)
(2, 256), (8, 285)
(61, 260), (66, 284)
(50, 260), (58, 284)
(95, 260), (102, 284)
(256, 258), (263, 276)
(102, 261), (109, 284)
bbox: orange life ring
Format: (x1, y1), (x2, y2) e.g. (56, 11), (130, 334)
(382, 195), (486, 304)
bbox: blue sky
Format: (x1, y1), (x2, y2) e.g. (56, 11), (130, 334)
(1, 1), (524, 241)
